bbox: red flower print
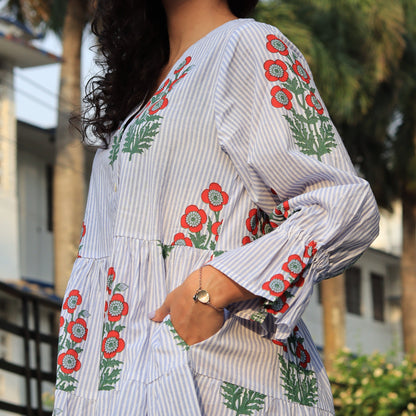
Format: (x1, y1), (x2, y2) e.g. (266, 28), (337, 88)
(172, 232), (193, 247)
(57, 349), (81, 374)
(102, 330), (125, 359)
(292, 60), (311, 84)
(107, 267), (115, 295)
(67, 318), (88, 343)
(242, 236), (251, 246)
(246, 209), (259, 235)
(306, 92), (324, 115)
(211, 221), (223, 242)
(63, 290), (82, 314)
(276, 200), (290, 219)
(271, 86), (293, 110)
(272, 339), (288, 352)
(304, 241), (317, 258)
(79, 221), (86, 244)
(181, 205), (207, 233)
(59, 316), (64, 327)
(174, 56), (192, 74)
(108, 294), (129, 322)
(296, 342), (311, 368)
(264, 59), (289, 82)
(265, 295), (289, 315)
(266, 34), (289, 56)
(262, 274), (290, 297)
(154, 79), (170, 96)
(201, 183), (229, 212)
(148, 95), (168, 115)
(283, 255), (306, 278)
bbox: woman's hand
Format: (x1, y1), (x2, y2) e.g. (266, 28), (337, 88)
(150, 265), (257, 345)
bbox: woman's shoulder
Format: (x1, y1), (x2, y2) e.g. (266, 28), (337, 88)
(227, 19), (305, 63)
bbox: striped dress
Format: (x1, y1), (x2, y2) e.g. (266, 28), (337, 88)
(53, 18), (379, 415)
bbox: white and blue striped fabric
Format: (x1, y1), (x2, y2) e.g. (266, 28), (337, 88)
(53, 18), (379, 415)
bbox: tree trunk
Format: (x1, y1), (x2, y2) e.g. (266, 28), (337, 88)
(53, 0), (88, 297)
(321, 274), (346, 374)
(401, 192), (416, 359)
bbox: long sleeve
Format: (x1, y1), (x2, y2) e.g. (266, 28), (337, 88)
(208, 21), (380, 340)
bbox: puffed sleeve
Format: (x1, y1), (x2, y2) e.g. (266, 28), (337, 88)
(208, 21), (379, 340)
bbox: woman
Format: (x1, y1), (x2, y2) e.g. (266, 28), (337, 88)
(54, 0), (379, 414)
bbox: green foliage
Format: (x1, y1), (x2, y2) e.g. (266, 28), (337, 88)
(220, 382), (266, 415)
(330, 349), (416, 415)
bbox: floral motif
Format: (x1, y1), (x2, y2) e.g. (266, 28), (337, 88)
(242, 236), (252, 246)
(304, 240), (317, 258)
(292, 60), (311, 84)
(221, 382), (266, 415)
(57, 349), (81, 375)
(181, 205), (207, 233)
(246, 209), (259, 235)
(63, 290), (82, 314)
(262, 274), (291, 297)
(241, 208), (272, 246)
(67, 318), (88, 343)
(305, 92), (324, 115)
(174, 56), (192, 74)
(201, 182), (229, 212)
(99, 276), (129, 390)
(270, 85), (293, 110)
(109, 57), (193, 165)
(172, 232), (193, 247)
(264, 59), (289, 82)
(107, 294), (129, 322)
(264, 35), (337, 160)
(272, 339), (288, 352)
(160, 182), (229, 258)
(102, 330), (126, 359)
(77, 221), (86, 258)
(296, 342), (311, 368)
(212, 221), (222, 242)
(277, 326), (318, 406)
(282, 254), (306, 278)
(266, 34), (289, 55)
(107, 267), (115, 295)
(265, 294), (290, 315)
(56, 290), (90, 392)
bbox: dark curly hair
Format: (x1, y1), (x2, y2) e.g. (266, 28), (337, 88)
(81, 0), (259, 147)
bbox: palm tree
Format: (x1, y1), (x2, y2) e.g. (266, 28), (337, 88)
(5, 0), (92, 297)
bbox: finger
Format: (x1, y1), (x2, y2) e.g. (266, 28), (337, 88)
(150, 300), (170, 322)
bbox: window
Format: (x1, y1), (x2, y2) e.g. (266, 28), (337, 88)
(345, 267), (361, 315)
(371, 273), (385, 322)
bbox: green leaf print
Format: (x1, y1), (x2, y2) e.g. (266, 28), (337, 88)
(109, 131), (121, 168)
(165, 319), (189, 351)
(122, 113), (162, 160)
(220, 382), (266, 415)
(278, 355), (318, 406)
(158, 240), (174, 259)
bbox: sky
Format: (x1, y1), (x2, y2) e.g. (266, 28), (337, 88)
(14, 29), (97, 129)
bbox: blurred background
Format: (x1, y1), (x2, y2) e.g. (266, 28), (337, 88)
(0, 0), (415, 414)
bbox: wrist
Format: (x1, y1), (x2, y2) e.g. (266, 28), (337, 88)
(201, 265), (256, 308)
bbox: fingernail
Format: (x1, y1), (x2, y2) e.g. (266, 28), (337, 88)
(148, 310), (155, 320)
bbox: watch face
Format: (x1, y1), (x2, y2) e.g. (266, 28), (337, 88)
(196, 289), (210, 304)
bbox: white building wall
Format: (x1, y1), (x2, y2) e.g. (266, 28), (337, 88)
(0, 63), (20, 281)
(304, 248), (402, 357)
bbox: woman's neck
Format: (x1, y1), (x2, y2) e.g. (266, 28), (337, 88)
(162, 0), (236, 67)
